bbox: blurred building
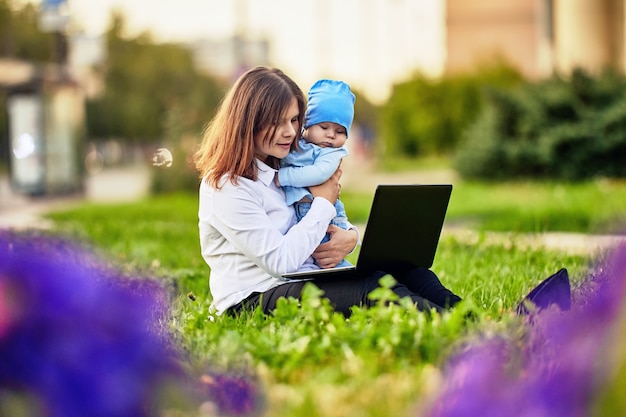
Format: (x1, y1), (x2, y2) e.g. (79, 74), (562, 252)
(190, 36), (270, 81)
(212, 0), (626, 102)
(188, 0), (270, 81)
(0, 59), (85, 195)
(552, 0), (624, 74)
(68, 33), (106, 99)
(0, 0), (85, 196)
(445, 0), (626, 78)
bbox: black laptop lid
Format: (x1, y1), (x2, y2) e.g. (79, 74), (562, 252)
(355, 184), (452, 273)
(280, 184), (452, 280)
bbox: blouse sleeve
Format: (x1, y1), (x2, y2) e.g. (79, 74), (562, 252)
(205, 180), (336, 277)
(278, 147), (348, 187)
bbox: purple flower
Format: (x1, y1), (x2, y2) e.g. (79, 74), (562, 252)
(428, 242), (626, 417)
(198, 372), (262, 416)
(0, 231), (184, 417)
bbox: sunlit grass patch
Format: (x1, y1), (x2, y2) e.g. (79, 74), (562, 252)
(340, 178), (626, 233)
(447, 179), (626, 233)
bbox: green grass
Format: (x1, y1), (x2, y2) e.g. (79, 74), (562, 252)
(42, 183), (602, 416)
(47, 193), (202, 269)
(342, 178), (626, 234)
(447, 179), (626, 233)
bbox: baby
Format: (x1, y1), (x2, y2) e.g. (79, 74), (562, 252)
(278, 79), (356, 268)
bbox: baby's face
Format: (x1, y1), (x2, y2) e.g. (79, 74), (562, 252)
(304, 122), (347, 148)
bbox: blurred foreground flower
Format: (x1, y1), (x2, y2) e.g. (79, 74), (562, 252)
(198, 371), (262, 416)
(428, 242), (626, 417)
(0, 231), (186, 417)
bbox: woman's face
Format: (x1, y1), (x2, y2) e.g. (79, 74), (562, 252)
(254, 97), (300, 163)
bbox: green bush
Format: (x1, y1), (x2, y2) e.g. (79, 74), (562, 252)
(380, 60), (522, 159)
(150, 85), (222, 194)
(455, 68), (626, 180)
(150, 140), (201, 194)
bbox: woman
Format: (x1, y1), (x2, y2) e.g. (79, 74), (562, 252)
(193, 66), (464, 317)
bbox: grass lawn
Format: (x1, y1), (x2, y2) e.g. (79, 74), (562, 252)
(39, 176), (618, 416)
(341, 178), (626, 234)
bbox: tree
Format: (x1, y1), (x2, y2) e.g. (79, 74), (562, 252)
(0, 0), (55, 60)
(379, 60), (522, 159)
(454, 68), (626, 180)
(86, 12), (224, 145)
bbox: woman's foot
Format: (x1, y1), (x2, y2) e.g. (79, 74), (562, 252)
(516, 268), (571, 315)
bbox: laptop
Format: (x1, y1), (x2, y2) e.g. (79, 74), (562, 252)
(281, 184), (453, 280)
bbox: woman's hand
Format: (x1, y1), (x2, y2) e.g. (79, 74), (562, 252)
(310, 166), (342, 204)
(312, 225), (358, 268)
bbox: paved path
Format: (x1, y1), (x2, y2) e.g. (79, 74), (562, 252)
(439, 227), (624, 257)
(1, 162), (625, 257)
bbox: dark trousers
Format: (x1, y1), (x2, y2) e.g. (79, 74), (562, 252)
(229, 267), (462, 317)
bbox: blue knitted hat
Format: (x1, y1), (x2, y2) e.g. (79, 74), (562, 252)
(304, 79), (356, 136)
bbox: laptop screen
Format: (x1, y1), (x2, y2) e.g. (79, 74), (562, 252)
(281, 184), (452, 280)
(355, 184), (452, 273)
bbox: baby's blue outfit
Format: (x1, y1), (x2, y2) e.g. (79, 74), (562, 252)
(279, 138), (352, 268)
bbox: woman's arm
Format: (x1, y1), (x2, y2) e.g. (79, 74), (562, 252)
(309, 168), (356, 268)
(203, 165), (343, 276)
(204, 175), (339, 277)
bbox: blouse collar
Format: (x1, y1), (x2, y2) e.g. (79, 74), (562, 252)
(255, 158), (277, 187)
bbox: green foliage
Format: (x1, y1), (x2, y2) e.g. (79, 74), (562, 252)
(149, 84), (220, 194)
(0, 0), (56, 61)
(336, 190), (373, 224)
(173, 280), (482, 416)
(351, 85), (380, 140)
(0, 2), (224, 192)
(86, 13), (225, 147)
(455, 68), (626, 180)
(46, 193), (203, 271)
(149, 141), (202, 194)
(380, 60), (522, 159)
(445, 179), (626, 234)
(342, 176), (626, 234)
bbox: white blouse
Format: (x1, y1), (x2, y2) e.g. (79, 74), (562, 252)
(198, 159), (338, 315)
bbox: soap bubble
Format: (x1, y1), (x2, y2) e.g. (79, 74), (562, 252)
(12, 133), (36, 159)
(152, 148), (173, 167)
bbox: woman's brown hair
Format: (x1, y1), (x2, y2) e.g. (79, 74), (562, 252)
(193, 66), (306, 188)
